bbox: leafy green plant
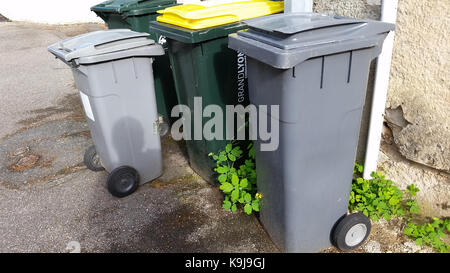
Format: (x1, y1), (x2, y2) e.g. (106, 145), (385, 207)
(209, 142), (260, 215)
(404, 218), (450, 253)
(349, 164), (413, 221)
(405, 184), (420, 216)
(351, 163), (449, 253)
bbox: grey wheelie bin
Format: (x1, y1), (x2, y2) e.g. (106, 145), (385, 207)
(228, 13), (395, 252)
(48, 29), (165, 198)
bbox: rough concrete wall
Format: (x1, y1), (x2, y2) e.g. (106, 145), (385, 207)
(387, 0), (450, 172)
(314, 0), (381, 20)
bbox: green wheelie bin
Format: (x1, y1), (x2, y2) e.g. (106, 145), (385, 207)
(91, 0), (179, 123)
(149, 0), (284, 183)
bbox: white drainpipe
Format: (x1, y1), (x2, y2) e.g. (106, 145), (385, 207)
(284, 0), (313, 13)
(363, 0), (399, 179)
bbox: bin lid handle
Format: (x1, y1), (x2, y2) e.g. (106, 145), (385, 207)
(51, 29), (155, 62)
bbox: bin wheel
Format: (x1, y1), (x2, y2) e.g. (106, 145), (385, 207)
(83, 145), (104, 172)
(332, 212), (371, 251)
(107, 166), (139, 198)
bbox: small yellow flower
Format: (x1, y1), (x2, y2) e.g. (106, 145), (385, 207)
(256, 193), (263, 199)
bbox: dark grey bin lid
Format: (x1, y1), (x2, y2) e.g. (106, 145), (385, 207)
(48, 29), (164, 65)
(228, 13), (395, 69)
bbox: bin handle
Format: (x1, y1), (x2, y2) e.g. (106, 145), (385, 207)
(91, 5), (119, 13)
(271, 21), (367, 35)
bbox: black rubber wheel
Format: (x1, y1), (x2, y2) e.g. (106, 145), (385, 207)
(83, 145), (104, 172)
(332, 212), (371, 251)
(106, 166), (139, 198)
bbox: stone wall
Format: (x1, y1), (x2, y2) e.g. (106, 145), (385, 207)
(387, 0), (449, 172)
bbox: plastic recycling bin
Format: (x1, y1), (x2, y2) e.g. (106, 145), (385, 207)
(91, 0), (179, 123)
(149, 0), (284, 183)
(48, 29), (165, 198)
(228, 13), (394, 252)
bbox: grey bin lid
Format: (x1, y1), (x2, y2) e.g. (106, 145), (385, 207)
(48, 29), (164, 65)
(228, 13), (395, 69)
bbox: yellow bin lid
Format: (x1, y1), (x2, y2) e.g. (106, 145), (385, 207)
(156, 0), (284, 30)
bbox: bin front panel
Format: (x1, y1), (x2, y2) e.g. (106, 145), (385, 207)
(249, 48), (374, 252)
(167, 37), (250, 182)
(73, 57), (162, 184)
(104, 13), (133, 29)
(249, 49), (374, 123)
